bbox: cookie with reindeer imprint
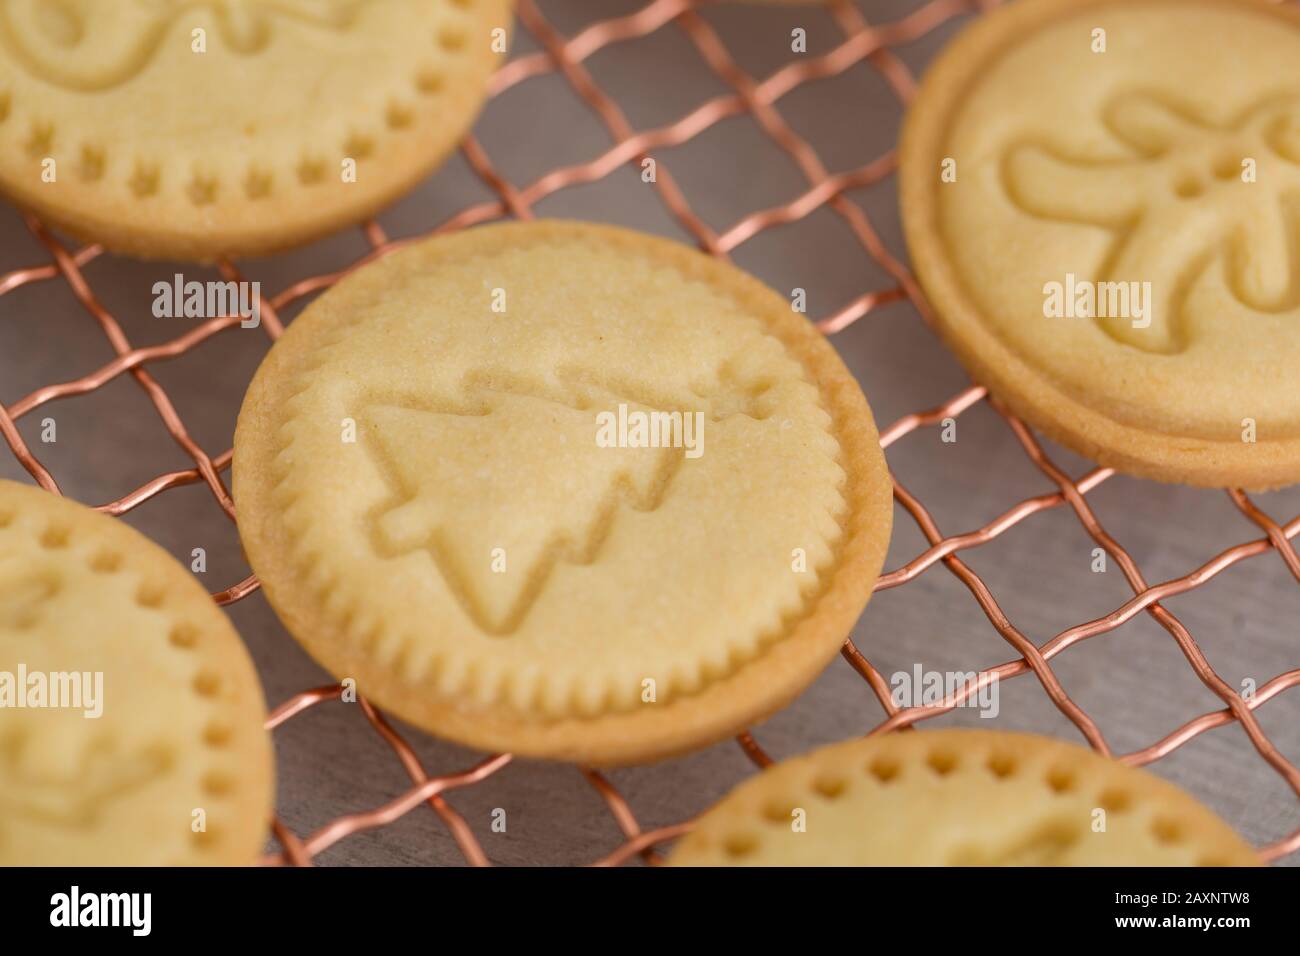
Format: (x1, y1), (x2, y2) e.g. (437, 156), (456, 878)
(900, 0), (1300, 489)
(0, 0), (512, 260)
(668, 729), (1260, 865)
(0, 480), (273, 865)
(232, 219), (893, 765)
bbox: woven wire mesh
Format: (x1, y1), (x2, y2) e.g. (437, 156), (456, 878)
(1, 0), (1298, 866)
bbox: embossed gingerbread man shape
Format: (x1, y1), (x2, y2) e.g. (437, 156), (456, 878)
(1003, 91), (1300, 353)
(0, 0), (360, 91)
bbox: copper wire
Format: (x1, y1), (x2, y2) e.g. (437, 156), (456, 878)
(1, 0), (1296, 866)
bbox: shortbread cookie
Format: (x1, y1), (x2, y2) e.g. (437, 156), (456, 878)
(0, 480), (273, 865)
(900, 0), (1300, 489)
(669, 729), (1259, 865)
(233, 219), (893, 765)
(0, 0), (511, 260)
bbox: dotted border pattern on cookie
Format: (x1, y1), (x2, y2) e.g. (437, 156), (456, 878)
(898, 0), (1300, 490)
(668, 729), (1261, 866)
(0, 0), (513, 261)
(0, 480), (273, 865)
(233, 219), (894, 766)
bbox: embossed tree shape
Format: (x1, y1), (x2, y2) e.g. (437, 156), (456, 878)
(362, 364), (769, 637)
(0, 0), (359, 90)
(1003, 91), (1300, 353)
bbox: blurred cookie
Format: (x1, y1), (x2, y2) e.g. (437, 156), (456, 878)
(233, 219), (893, 765)
(900, 0), (1300, 488)
(669, 729), (1259, 865)
(0, 0), (511, 259)
(0, 480), (273, 865)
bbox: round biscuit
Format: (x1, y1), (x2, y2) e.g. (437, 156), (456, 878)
(233, 219), (894, 765)
(0, 0), (512, 260)
(0, 480), (273, 865)
(899, 0), (1300, 489)
(669, 729), (1260, 866)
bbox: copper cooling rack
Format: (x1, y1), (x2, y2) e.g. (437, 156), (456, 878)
(1, 0), (1298, 866)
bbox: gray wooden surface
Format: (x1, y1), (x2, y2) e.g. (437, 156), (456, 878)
(1, 0), (1297, 866)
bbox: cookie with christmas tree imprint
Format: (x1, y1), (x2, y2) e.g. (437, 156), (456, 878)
(233, 219), (893, 765)
(0, 480), (273, 865)
(900, 0), (1300, 489)
(0, 0), (512, 260)
(668, 729), (1260, 865)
